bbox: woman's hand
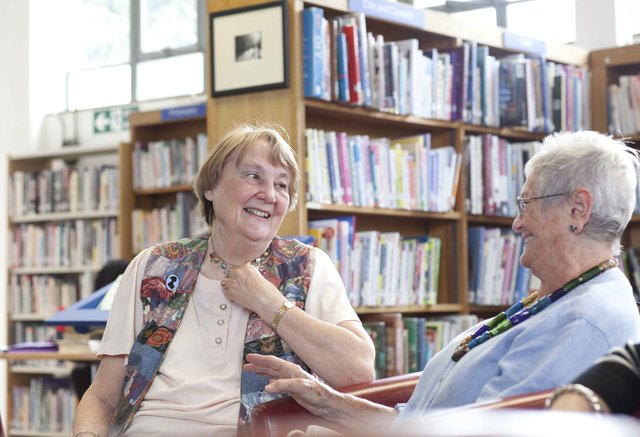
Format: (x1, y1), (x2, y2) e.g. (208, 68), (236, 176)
(222, 264), (282, 316)
(244, 353), (343, 419)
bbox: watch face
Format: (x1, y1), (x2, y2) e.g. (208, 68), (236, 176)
(285, 300), (295, 309)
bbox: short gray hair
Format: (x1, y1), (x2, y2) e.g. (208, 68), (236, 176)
(525, 131), (639, 255)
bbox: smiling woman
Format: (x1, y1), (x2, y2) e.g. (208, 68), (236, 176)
(72, 123), (376, 437)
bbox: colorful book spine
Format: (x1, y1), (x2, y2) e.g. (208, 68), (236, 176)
(302, 7), (325, 99)
(342, 21), (362, 105)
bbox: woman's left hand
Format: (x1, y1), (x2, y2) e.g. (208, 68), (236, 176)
(221, 264), (282, 315)
(244, 354), (344, 418)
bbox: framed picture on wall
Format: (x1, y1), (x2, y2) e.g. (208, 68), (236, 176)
(210, 1), (289, 97)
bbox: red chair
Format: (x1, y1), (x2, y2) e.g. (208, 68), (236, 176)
(250, 373), (640, 437)
(250, 372), (421, 437)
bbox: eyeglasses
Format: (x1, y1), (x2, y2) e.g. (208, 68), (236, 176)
(516, 193), (566, 216)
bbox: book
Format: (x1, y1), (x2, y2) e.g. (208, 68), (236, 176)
(363, 321), (387, 378)
(342, 18), (362, 105)
(361, 313), (405, 377)
(403, 317), (420, 373)
(302, 7), (326, 99)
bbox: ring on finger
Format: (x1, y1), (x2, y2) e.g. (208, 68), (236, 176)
(221, 279), (227, 290)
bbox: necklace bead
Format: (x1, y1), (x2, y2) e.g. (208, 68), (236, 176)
(451, 259), (616, 362)
(208, 237), (271, 277)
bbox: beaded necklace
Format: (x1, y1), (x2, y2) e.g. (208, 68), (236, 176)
(208, 236), (271, 277)
(451, 259), (617, 362)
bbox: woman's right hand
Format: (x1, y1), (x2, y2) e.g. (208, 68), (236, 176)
(244, 353), (343, 419)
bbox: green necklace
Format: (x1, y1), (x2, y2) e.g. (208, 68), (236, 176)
(452, 259), (617, 362)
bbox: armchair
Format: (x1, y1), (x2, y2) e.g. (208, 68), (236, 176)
(250, 372), (640, 437)
(250, 372), (421, 437)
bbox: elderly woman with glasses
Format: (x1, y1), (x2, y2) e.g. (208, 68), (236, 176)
(243, 131), (640, 435)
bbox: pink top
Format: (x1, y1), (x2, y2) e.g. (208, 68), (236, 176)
(99, 246), (359, 436)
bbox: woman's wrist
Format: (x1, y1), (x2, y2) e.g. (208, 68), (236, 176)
(545, 383), (605, 414)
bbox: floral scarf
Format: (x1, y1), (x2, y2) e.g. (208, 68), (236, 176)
(109, 236), (311, 436)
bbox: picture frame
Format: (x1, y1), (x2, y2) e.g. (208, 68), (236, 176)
(210, 1), (289, 97)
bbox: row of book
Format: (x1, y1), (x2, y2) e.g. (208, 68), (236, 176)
(11, 377), (75, 433)
(362, 313), (478, 378)
(468, 227), (539, 306)
(9, 218), (119, 270)
(13, 322), (58, 345)
(465, 134), (541, 216)
(133, 133), (209, 190)
(9, 164), (119, 217)
(608, 74), (640, 135)
(309, 217), (441, 308)
(306, 129), (461, 212)
(11, 275), (78, 317)
(132, 192), (208, 253)
(302, 8), (591, 132)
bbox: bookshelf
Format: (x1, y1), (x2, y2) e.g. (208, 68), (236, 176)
(5, 144), (125, 436)
(207, 0), (589, 315)
(590, 43), (640, 138)
(120, 102), (209, 259)
(590, 45), (640, 301)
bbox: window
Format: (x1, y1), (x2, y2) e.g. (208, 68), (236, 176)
(427, 0), (576, 44)
(507, 0), (576, 45)
(63, 0), (205, 110)
(453, 7), (497, 28)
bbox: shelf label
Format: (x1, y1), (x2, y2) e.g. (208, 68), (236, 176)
(93, 106), (138, 134)
(161, 103), (206, 121)
(503, 32), (546, 55)
(349, 0), (425, 29)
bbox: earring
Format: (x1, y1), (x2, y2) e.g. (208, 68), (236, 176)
(569, 225), (578, 233)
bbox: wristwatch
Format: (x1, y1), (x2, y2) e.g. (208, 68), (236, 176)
(272, 300), (295, 331)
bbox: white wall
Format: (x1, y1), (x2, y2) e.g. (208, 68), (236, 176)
(0, 0), (30, 425)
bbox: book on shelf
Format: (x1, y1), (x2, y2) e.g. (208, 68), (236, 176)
(361, 314), (480, 376)
(11, 375), (75, 433)
(302, 7), (327, 100)
(306, 128), (459, 213)
(10, 218), (118, 271)
(338, 225), (440, 307)
(395, 39), (420, 116)
(368, 32), (386, 112)
(132, 134), (208, 190)
(402, 317), (420, 373)
(9, 165), (119, 217)
(131, 192), (205, 253)
(300, 13), (590, 130)
(467, 226), (538, 306)
(464, 134), (540, 216)
(308, 216), (355, 287)
(362, 320), (386, 379)
(360, 313), (404, 377)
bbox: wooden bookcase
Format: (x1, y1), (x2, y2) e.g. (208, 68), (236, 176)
(590, 44), (640, 136)
(119, 102), (209, 260)
(5, 144), (126, 436)
(207, 0), (589, 318)
(589, 44), (640, 253)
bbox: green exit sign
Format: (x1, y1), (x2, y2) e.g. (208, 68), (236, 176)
(93, 106), (138, 134)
